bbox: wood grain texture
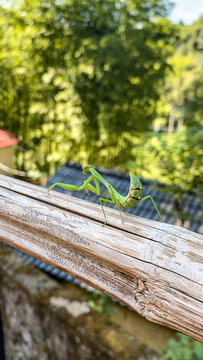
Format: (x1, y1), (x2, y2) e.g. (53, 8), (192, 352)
(0, 174), (202, 341)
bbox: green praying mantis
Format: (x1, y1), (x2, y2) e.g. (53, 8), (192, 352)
(47, 164), (163, 225)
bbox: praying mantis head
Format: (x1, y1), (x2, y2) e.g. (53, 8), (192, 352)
(82, 164), (93, 175)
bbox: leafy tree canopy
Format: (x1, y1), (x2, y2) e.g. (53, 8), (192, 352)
(0, 0), (175, 167)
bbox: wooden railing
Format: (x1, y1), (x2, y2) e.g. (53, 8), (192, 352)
(0, 174), (202, 341)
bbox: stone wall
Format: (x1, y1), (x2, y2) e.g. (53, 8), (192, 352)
(0, 244), (175, 360)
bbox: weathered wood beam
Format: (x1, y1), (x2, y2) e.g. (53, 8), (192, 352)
(0, 174), (202, 341)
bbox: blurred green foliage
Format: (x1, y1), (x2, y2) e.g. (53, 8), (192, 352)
(0, 0), (175, 172)
(0, 1), (202, 216)
(88, 289), (117, 316)
(119, 126), (203, 224)
(160, 333), (203, 360)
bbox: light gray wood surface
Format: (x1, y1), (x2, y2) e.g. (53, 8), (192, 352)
(0, 174), (202, 341)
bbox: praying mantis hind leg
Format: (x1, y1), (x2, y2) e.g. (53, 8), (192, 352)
(47, 175), (94, 193)
(141, 195), (163, 221)
(47, 182), (80, 192)
(85, 186), (90, 200)
(99, 186), (124, 225)
(108, 185), (124, 224)
(87, 177), (123, 225)
(104, 189), (110, 205)
(99, 197), (116, 226)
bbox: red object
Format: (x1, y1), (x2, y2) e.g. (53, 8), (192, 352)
(0, 129), (18, 149)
